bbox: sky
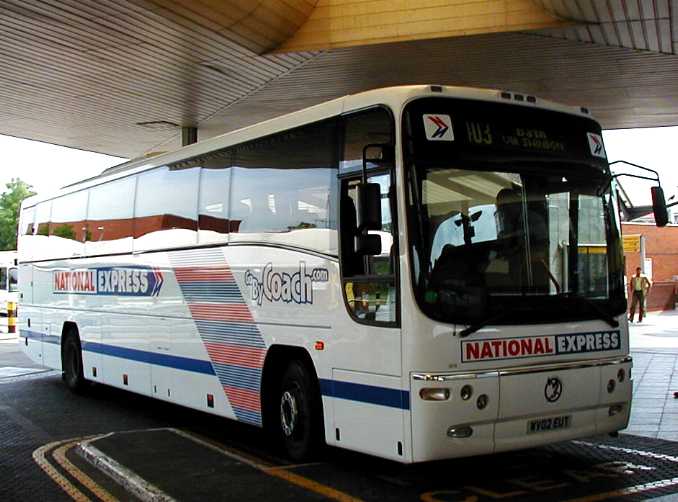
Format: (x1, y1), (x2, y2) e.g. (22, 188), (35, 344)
(0, 135), (126, 198)
(601, 127), (678, 206)
(0, 127), (676, 204)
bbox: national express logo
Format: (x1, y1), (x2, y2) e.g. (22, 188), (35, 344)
(53, 267), (164, 297)
(461, 331), (621, 362)
(245, 263), (329, 306)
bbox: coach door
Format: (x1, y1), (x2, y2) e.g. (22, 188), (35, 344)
(330, 108), (405, 461)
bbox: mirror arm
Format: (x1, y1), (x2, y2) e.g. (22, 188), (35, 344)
(609, 160), (661, 186)
(612, 173), (661, 184)
(361, 144), (369, 184)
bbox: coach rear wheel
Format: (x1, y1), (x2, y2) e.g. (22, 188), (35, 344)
(277, 360), (322, 461)
(62, 332), (85, 393)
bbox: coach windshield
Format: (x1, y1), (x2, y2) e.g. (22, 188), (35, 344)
(403, 97), (626, 325)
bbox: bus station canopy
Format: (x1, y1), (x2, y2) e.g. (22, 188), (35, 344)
(1, 0), (677, 159)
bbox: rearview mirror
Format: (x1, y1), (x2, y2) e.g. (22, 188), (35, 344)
(651, 186), (669, 227)
(354, 234), (382, 256)
(355, 183), (382, 232)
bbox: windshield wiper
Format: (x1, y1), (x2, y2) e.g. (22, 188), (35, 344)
(459, 294), (619, 338)
(558, 293), (619, 328)
(459, 309), (511, 338)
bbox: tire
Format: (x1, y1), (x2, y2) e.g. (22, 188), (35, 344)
(277, 360), (322, 461)
(62, 331), (86, 393)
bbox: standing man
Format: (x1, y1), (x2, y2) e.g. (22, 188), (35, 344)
(629, 267), (652, 323)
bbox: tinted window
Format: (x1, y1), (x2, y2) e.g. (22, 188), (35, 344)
(35, 201), (51, 236)
(0, 268), (6, 290)
(230, 120), (338, 254)
(134, 166), (199, 250)
(50, 191), (88, 241)
(86, 176), (136, 255)
(341, 108), (393, 173)
(20, 207), (35, 236)
(18, 206), (36, 261)
(339, 108), (398, 325)
(8, 268), (18, 292)
(231, 168), (335, 233)
(198, 149), (232, 244)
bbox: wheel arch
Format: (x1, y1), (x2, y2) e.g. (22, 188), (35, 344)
(260, 345), (323, 430)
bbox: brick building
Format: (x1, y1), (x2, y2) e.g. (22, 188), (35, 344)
(622, 222), (678, 311)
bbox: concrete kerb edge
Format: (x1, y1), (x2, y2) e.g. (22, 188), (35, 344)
(77, 434), (176, 502)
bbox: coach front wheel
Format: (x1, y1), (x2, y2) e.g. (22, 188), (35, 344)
(277, 360), (322, 461)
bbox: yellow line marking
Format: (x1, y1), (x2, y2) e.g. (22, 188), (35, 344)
(174, 429), (363, 502)
(264, 466), (363, 502)
(33, 440), (91, 502)
(268, 461), (325, 470)
(420, 492), (478, 502)
(52, 439), (118, 502)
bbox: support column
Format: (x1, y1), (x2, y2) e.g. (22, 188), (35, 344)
(182, 126), (197, 146)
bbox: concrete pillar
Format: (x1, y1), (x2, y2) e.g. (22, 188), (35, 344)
(182, 127), (197, 146)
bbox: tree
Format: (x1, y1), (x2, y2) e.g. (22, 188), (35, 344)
(0, 179), (35, 250)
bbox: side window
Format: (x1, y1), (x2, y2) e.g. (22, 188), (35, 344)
(18, 206), (35, 261)
(134, 166), (199, 251)
(0, 268), (6, 290)
(20, 207), (35, 236)
(199, 150), (232, 245)
(35, 201), (51, 237)
(32, 201), (51, 261)
(50, 190), (88, 256)
(8, 268), (18, 292)
(340, 108), (397, 324)
(230, 120), (338, 255)
(342, 107), (393, 173)
(86, 176), (136, 255)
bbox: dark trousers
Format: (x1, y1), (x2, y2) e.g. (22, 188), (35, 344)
(629, 290), (645, 322)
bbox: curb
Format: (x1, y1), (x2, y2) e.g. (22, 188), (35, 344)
(77, 436), (175, 502)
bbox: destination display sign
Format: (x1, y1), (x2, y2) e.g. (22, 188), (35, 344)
(406, 97), (609, 168)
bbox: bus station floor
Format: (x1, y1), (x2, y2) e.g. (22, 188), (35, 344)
(0, 312), (677, 501)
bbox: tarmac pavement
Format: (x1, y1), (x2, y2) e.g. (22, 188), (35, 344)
(1, 311), (678, 501)
(627, 310), (678, 441)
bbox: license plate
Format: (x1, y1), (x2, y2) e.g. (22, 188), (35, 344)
(527, 415), (571, 434)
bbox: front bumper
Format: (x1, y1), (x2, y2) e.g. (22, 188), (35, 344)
(410, 356), (632, 462)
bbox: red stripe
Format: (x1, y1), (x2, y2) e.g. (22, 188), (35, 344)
(188, 303), (253, 321)
(224, 385), (261, 412)
(205, 343), (265, 368)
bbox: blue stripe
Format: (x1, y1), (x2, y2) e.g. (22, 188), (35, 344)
(21, 329), (42, 340)
(44, 334), (61, 345)
(212, 363), (262, 390)
(82, 341), (215, 376)
(21, 329), (60, 345)
(196, 320), (265, 347)
(22, 329), (409, 411)
(319, 379), (410, 410)
(233, 408), (262, 426)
